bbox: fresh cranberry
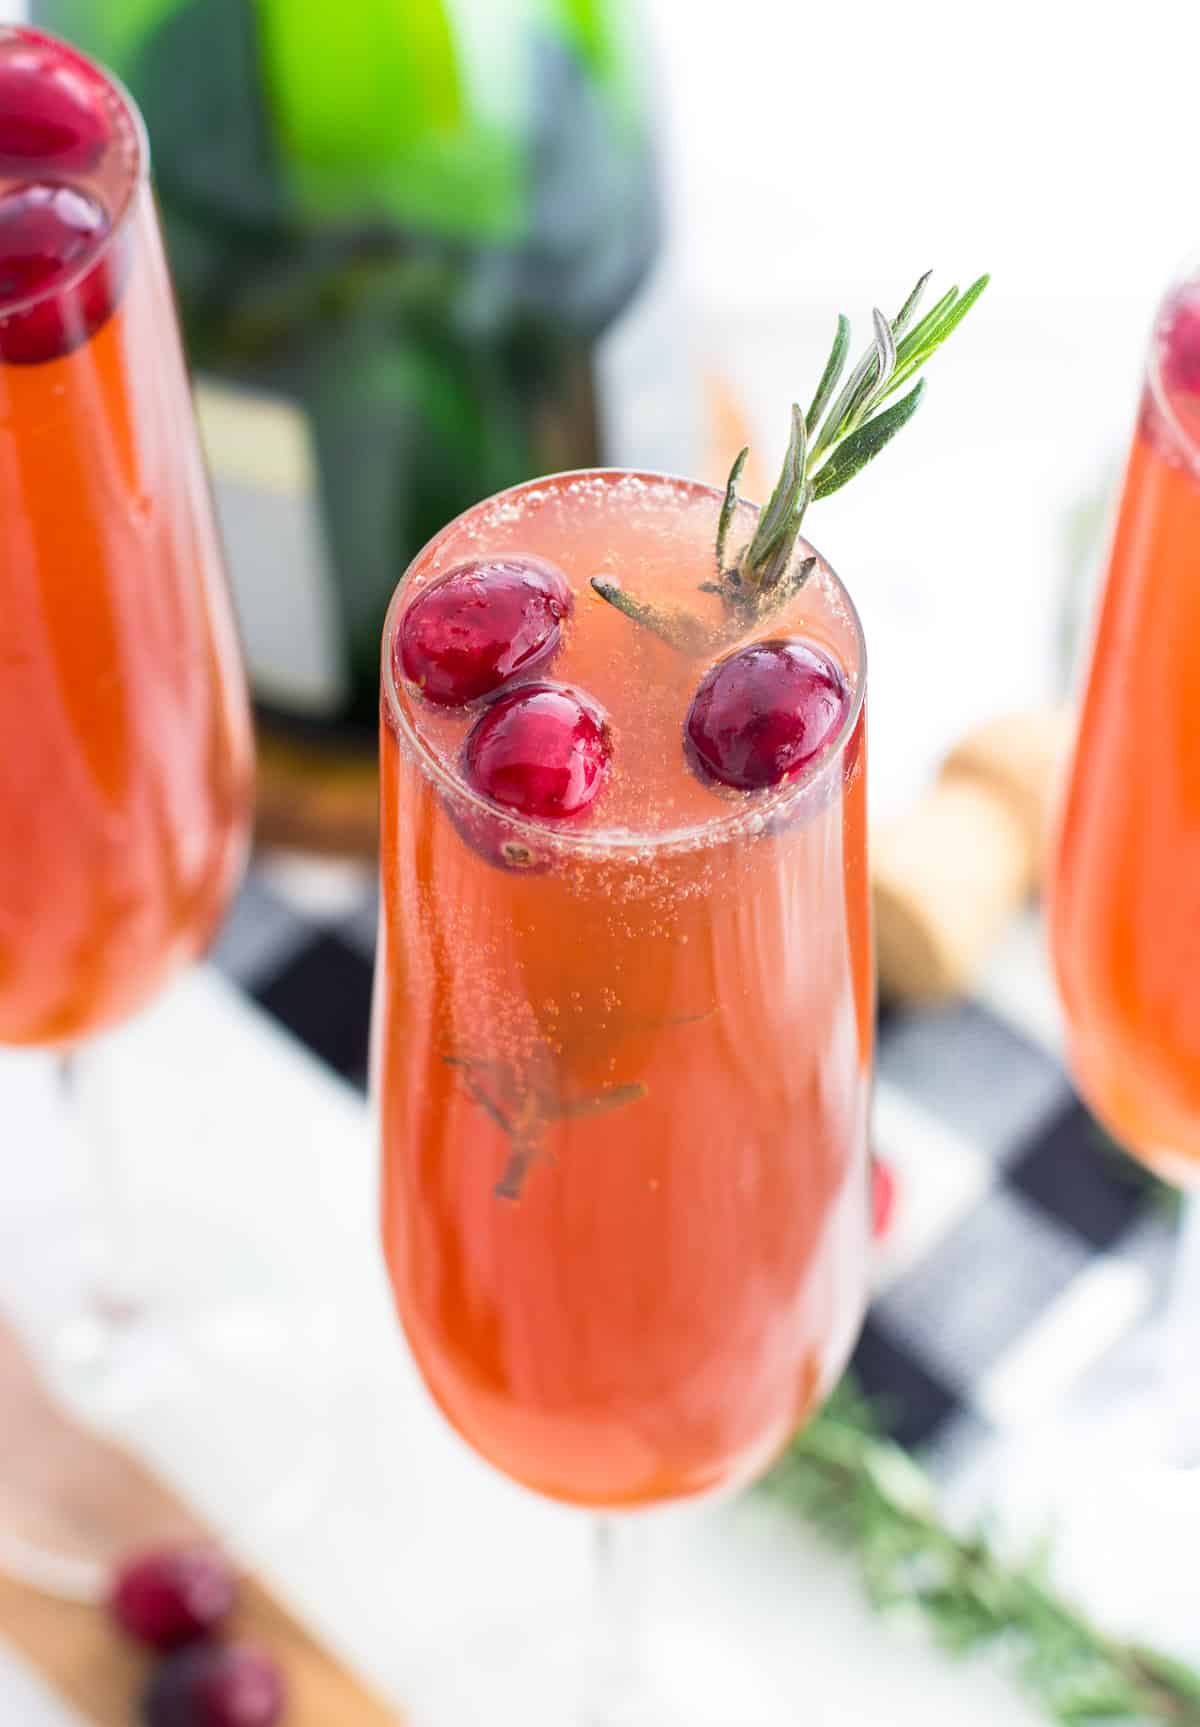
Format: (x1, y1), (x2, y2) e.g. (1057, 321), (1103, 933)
(0, 35), (111, 175)
(463, 681), (611, 820)
(396, 556), (573, 707)
(448, 799), (552, 874)
(871, 1156), (897, 1240)
(1160, 285), (1200, 399)
(110, 1546), (237, 1652)
(143, 1644), (285, 1727)
(685, 638), (849, 792)
(0, 181), (125, 364)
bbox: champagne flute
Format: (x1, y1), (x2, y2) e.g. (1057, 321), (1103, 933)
(1050, 255), (1200, 1465)
(0, 25), (324, 1595)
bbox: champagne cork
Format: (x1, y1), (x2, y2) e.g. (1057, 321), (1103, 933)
(872, 705), (1074, 1004)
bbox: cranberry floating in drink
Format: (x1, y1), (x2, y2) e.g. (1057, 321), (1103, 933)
(463, 681), (611, 819)
(0, 31), (111, 173)
(0, 179), (125, 363)
(396, 555), (573, 707)
(684, 638), (849, 791)
(0, 180), (106, 296)
(1160, 284), (1200, 398)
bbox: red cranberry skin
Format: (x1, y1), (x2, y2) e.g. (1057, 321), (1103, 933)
(1161, 285), (1200, 399)
(463, 680), (611, 821)
(396, 557), (573, 707)
(110, 1546), (238, 1653)
(142, 1644), (286, 1727)
(685, 638), (849, 792)
(0, 34), (111, 175)
(448, 798), (553, 876)
(0, 181), (127, 365)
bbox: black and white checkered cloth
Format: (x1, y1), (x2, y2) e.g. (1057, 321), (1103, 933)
(213, 853), (1177, 1484)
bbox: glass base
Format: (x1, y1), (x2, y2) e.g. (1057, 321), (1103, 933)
(0, 1037), (342, 1599)
(0, 1297), (338, 1600)
(399, 1616), (775, 1727)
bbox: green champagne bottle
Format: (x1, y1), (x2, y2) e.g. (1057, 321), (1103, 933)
(37, 0), (660, 757)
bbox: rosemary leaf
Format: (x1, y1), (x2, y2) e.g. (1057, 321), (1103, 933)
(894, 283), (960, 363)
(888, 275), (991, 398)
(811, 339), (883, 460)
(924, 272), (991, 349)
(590, 577), (711, 654)
(765, 553), (818, 608)
(555, 1082), (648, 1120)
(810, 378), (926, 499)
(805, 314), (851, 435)
(755, 499), (809, 591)
(855, 307), (898, 422)
(716, 446), (749, 572)
(743, 404), (807, 582)
(892, 269), (932, 336)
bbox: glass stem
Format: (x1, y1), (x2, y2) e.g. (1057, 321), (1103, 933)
(587, 1517), (647, 1726)
(1163, 1192), (1200, 1466)
(59, 1050), (143, 1361)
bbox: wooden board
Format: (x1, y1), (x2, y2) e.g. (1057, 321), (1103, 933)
(0, 1320), (402, 1725)
(0, 1573), (403, 1727)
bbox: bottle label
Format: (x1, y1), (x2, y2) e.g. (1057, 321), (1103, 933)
(194, 378), (349, 716)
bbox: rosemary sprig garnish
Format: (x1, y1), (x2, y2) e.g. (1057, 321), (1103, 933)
(445, 1051), (647, 1201)
(593, 269), (989, 642)
(767, 1380), (1200, 1725)
(715, 446), (748, 574)
(589, 577), (713, 655)
(731, 270), (989, 603)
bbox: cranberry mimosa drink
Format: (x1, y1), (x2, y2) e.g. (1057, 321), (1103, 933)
(1051, 275), (1200, 1183)
(1037, 259), (1200, 1591)
(380, 470), (871, 1507)
(374, 271), (986, 1719)
(0, 27), (265, 1591)
(0, 27), (252, 1047)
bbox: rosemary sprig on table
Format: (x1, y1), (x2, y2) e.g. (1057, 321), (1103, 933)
(592, 270), (989, 641)
(767, 1380), (1200, 1725)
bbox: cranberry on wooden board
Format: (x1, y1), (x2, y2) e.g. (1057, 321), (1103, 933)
(142, 1644), (286, 1727)
(110, 1546), (237, 1652)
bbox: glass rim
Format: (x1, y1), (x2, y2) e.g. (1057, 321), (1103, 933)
(1145, 253), (1200, 472)
(0, 25), (150, 325)
(380, 467), (868, 860)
